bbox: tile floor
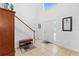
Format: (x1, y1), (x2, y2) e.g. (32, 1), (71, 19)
(15, 39), (79, 56)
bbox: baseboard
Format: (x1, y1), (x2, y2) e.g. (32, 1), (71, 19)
(53, 42), (79, 53)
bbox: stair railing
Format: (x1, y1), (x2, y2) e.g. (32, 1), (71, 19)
(15, 15), (35, 43)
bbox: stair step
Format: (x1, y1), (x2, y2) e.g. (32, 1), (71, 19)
(19, 39), (33, 43)
(19, 38), (33, 49)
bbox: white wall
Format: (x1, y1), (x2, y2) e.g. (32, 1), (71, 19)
(14, 3), (39, 48)
(36, 3), (79, 52)
(14, 3), (79, 52)
(55, 4), (79, 52)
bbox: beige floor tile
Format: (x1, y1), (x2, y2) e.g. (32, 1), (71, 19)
(15, 39), (79, 56)
(70, 51), (79, 56)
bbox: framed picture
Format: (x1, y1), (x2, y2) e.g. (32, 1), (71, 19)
(62, 16), (72, 31)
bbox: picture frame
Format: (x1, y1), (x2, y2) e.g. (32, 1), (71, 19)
(62, 16), (72, 31)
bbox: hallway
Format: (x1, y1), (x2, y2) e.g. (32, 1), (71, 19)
(16, 40), (79, 56)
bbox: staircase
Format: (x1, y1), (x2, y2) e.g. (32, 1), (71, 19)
(15, 15), (35, 49)
(19, 39), (33, 50)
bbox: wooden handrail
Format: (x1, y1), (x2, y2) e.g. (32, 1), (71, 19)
(15, 15), (35, 42)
